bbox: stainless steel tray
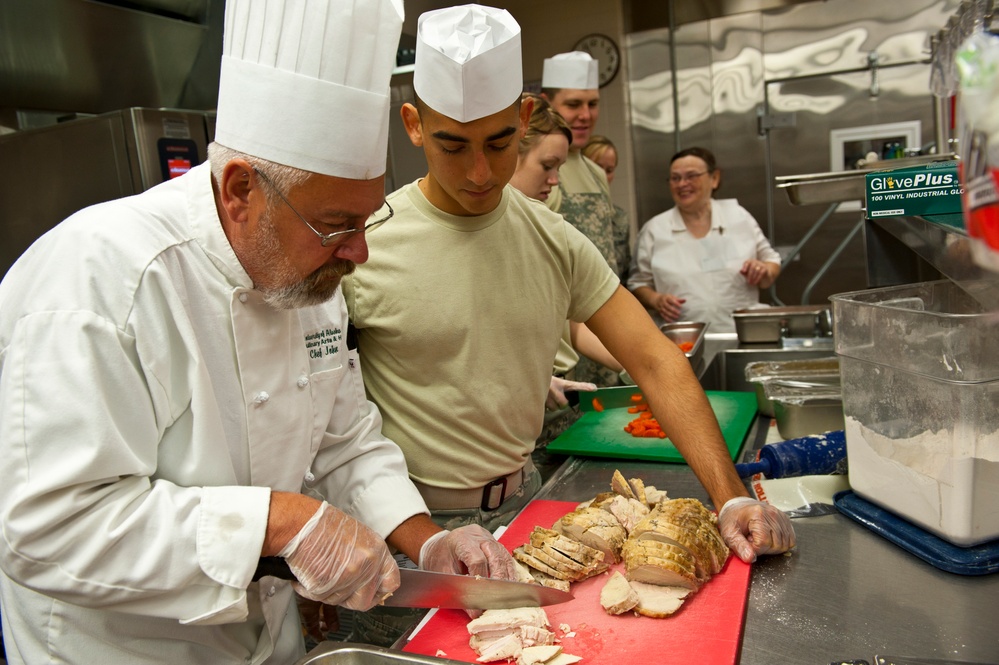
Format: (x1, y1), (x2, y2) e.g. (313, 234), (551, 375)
(765, 379), (844, 439)
(774, 153), (958, 206)
(732, 305), (831, 344)
(744, 356), (840, 417)
(295, 642), (468, 665)
(659, 320), (708, 367)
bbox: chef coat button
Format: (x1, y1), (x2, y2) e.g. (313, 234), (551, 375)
(253, 391), (270, 404)
(238, 292), (248, 303)
(297, 375), (310, 388)
(268, 585), (276, 597)
(304, 471), (316, 483)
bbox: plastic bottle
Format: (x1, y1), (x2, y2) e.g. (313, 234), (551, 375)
(735, 430), (846, 479)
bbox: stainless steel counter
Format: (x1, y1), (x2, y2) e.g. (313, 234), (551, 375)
(534, 338), (999, 665)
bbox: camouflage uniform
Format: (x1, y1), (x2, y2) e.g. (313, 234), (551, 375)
(549, 151), (630, 387)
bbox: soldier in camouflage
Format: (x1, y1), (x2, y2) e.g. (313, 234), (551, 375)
(542, 52), (631, 387)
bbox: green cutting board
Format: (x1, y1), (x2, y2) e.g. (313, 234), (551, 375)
(546, 387), (757, 463)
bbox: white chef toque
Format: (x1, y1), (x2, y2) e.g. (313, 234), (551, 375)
(413, 4), (522, 123)
(541, 51), (599, 90)
(214, 0), (404, 179)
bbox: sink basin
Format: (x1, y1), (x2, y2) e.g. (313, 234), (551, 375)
(698, 347), (835, 393)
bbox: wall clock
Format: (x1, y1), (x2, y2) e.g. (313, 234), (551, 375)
(573, 33), (621, 88)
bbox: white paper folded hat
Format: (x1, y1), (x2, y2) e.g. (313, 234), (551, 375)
(214, 0), (404, 179)
(414, 4), (522, 123)
(542, 51), (599, 90)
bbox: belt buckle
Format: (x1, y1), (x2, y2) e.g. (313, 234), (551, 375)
(480, 476), (507, 511)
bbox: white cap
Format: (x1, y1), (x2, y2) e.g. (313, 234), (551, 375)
(413, 4), (522, 123)
(542, 51), (598, 90)
(214, 0), (404, 179)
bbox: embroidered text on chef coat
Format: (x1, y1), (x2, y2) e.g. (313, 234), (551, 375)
(304, 326), (344, 361)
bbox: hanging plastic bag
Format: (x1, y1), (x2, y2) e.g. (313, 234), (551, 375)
(955, 30), (999, 271)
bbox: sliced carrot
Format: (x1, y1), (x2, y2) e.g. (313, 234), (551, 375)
(678, 341), (694, 353)
(630, 394), (644, 402)
(592, 397), (604, 412)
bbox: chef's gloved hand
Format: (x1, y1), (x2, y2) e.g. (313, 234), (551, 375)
(717, 496), (796, 563)
(418, 525), (518, 580)
(418, 525), (518, 619)
(279, 502), (399, 610)
(547, 376), (597, 411)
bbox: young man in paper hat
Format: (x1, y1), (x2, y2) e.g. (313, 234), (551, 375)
(344, 0), (795, 609)
(541, 51), (632, 387)
(0, 1), (515, 663)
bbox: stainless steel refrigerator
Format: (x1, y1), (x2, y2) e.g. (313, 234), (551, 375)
(0, 107), (214, 278)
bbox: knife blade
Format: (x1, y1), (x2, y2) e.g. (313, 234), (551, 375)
(385, 568), (573, 610)
(253, 558), (574, 610)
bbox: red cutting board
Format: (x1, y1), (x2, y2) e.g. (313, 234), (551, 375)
(403, 500), (751, 664)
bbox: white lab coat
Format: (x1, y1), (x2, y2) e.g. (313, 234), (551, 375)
(0, 163), (428, 664)
(628, 199), (782, 333)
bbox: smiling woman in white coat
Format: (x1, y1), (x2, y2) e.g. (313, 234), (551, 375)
(628, 146), (782, 334)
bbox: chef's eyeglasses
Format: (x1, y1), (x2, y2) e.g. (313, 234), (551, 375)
(669, 171), (709, 184)
(253, 167), (393, 247)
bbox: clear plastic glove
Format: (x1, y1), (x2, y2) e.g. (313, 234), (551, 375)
(718, 496), (796, 563)
(418, 525), (518, 619)
(278, 502), (399, 610)
(547, 376), (597, 411)
(418, 525), (517, 580)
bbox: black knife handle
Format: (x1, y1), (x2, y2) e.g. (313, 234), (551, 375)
(254, 557), (296, 581)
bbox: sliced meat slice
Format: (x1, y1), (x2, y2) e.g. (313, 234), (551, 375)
(466, 607), (549, 635)
(472, 633), (522, 663)
(528, 569), (571, 593)
(517, 645), (562, 665)
(552, 507), (627, 564)
(599, 570), (640, 615)
(630, 580), (693, 618)
(611, 469), (637, 499)
(626, 560), (700, 590)
(644, 485), (668, 506)
(513, 546), (576, 582)
(627, 476), (648, 505)
(604, 495), (650, 535)
(529, 527), (606, 566)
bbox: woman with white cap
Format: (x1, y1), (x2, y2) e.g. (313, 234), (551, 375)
(0, 1), (515, 663)
(345, 5), (795, 646)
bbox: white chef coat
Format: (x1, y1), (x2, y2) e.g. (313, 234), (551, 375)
(0, 162), (428, 665)
(627, 199), (782, 333)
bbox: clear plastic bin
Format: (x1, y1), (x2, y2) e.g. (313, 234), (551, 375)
(830, 280), (999, 546)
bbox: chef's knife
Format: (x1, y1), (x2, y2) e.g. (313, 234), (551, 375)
(253, 558), (573, 610)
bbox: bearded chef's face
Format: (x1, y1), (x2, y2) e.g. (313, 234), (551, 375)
(239, 170), (385, 309)
(246, 205), (354, 309)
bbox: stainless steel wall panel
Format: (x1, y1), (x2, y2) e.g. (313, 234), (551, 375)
(625, 0), (958, 306)
(0, 108), (210, 278)
(0, 0), (208, 115)
(761, 0), (957, 79)
(0, 114), (134, 278)
(766, 62), (939, 304)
